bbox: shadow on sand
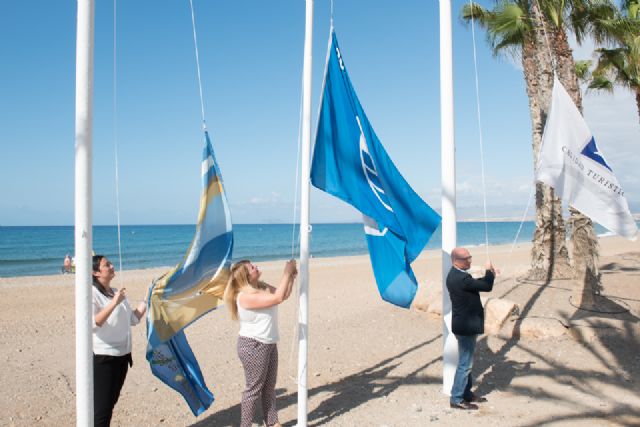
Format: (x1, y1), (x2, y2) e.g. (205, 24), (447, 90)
(191, 335), (442, 426)
(193, 254), (640, 426)
(472, 252), (640, 426)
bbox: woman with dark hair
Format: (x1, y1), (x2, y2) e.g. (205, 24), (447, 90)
(223, 259), (297, 427)
(92, 255), (147, 427)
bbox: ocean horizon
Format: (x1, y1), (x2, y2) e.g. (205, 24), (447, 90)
(0, 221), (629, 278)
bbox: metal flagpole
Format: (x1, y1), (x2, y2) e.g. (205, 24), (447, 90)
(75, 0), (95, 425)
(439, 0), (458, 396)
(297, 0), (314, 425)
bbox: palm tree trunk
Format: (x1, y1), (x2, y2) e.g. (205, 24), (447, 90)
(568, 207), (601, 307)
(551, 26), (601, 307)
(526, 3), (572, 281)
(636, 89), (640, 125)
(552, 29), (582, 107)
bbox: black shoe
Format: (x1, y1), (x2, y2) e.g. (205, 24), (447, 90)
(464, 394), (487, 403)
(450, 401), (479, 410)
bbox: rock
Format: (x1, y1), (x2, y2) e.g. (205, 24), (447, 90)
(412, 281), (442, 317)
(501, 317), (568, 339)
(481, 297), (520, 335)
(568, 326), (598, 343)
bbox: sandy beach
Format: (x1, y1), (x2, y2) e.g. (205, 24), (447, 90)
(1, 236), (639, 426)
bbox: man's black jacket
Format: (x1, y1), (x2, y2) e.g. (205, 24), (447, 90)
(446, 267), (495, 336)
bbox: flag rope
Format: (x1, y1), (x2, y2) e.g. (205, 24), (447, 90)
(291, 74), (304, 259)
(285, 57), (308, 387)
(468, 0), (536, 277)
(188, 0), (208, 130)
(532, 0), (557, 76)
(468, 0), (490, 260)
(113, 0), (125, 288)
(495, 182), (537, 284)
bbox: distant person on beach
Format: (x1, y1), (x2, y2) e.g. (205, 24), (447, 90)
(92, 255), (147, 427)
(224, 259), (297, 427)
(62, 254), (72, 274)
(446, 247), (496, 410)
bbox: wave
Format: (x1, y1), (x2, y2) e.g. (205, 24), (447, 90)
(0, 257), (61, 265)
(597, 231), (615, 238)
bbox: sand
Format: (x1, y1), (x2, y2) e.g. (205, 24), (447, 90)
(1, 236), (639, 426)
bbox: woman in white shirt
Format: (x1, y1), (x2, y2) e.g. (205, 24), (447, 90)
(92, 255), (147, 427)
(224, 259), (297, 427)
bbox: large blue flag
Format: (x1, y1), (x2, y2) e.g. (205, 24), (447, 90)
(146, 130), (233, 415)
(311, 30), (441, 308)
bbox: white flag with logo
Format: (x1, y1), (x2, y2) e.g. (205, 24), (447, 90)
(536, 77), (637, 240)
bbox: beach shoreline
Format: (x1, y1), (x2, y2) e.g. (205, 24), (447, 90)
(1, 231), (633, 283)
(1, 235), (639, 426)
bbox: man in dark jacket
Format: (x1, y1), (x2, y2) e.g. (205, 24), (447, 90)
(446, 247), (496, 410)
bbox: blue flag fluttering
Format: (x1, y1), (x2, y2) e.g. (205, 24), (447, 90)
(310, 30), (441, 308)
(146, 131), (233, 415)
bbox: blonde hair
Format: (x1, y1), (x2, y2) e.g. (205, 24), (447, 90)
(224, 260), (252, 321)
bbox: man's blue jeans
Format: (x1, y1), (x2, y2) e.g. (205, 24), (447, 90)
(450, 334), (477, 404)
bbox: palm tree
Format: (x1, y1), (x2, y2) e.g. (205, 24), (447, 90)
(462, 1), (572, 281)
(536, 0), (625, 306)
(589, 0), (640, 122)
(591, 43), (640, 120)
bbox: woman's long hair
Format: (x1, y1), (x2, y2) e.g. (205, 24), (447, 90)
(223, 260), (252, 320)
(92, 254), (113, 298)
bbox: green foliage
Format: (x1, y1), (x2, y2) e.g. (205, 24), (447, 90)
(575, 59), (593, 81)
(589, 0), (640, 94)
(461, 1), (531, 58)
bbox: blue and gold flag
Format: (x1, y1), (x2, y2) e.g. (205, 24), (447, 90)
(146, 130), (233, 415)
(311, 30), (441, 308)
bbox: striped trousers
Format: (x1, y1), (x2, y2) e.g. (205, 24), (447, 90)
(237, 336), (279, 427)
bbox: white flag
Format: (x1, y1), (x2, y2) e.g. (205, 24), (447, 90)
(536, 77), (638, 240)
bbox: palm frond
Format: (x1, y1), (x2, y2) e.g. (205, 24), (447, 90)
(588, 75), (615, 91)
(575, 59), (593, 81)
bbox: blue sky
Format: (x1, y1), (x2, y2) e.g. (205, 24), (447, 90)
(1, 0), (638, 226)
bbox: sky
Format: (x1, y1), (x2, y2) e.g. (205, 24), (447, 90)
(1, 0), (638, 226)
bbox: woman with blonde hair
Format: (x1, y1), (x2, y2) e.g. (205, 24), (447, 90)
(224, 259), (297, 427)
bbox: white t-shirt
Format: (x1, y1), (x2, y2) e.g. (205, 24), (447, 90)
(237, 292), (279, 344)
(92, 286), (140, 356)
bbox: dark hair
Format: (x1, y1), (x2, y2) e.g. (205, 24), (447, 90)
(92, 255), (113, 298)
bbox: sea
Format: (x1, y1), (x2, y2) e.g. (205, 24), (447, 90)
(0, 221), (627, 278)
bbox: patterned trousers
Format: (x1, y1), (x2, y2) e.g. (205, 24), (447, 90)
(237, 336), (279, 427)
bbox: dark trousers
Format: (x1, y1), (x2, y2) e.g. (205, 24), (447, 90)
(93, 353), (131, 427)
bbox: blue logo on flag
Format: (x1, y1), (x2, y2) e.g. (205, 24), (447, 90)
(581, 137), (612, 171)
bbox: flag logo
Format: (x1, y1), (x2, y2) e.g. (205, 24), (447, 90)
(357, 117), (393, 213)
(581, 137), (612, 171)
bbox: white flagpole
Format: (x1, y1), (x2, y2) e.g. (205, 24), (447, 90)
(439, 0), (458, 395)
(75, 0), (95, 425)
(297, 0), (314, 425)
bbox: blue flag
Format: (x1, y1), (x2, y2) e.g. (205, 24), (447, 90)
(311, 30), (441, 308)
(146, 130), (233, 415)
(146, 330), (213, 416)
